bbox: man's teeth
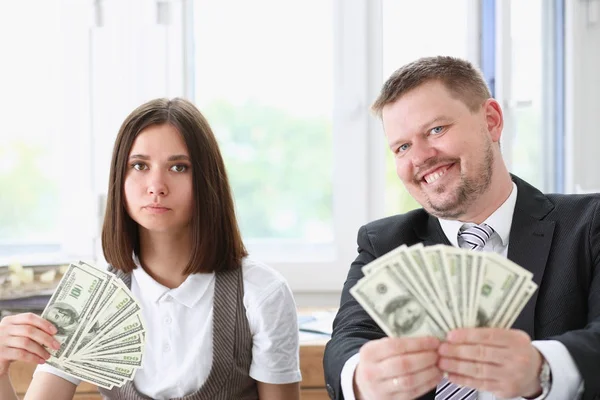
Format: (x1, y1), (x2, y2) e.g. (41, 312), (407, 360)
(425, 169), (446, 184)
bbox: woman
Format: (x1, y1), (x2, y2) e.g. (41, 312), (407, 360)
(0, 98), (301, 399)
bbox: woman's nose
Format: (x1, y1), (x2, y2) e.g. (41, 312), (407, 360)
(147, 173), (168, 196)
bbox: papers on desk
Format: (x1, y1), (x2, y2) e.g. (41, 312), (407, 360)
(298, 310), (336, 339)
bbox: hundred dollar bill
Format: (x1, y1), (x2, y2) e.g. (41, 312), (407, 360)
(387, 247), (451, 332)
(391, 258), (450, 333)
(80, 276), (119, 328)
(462, 252), (474, 327)
(41, 262), (112, 360)
(462, 252), (483, 327)
(76, 345), (143, 360)
(458, 251), (471, 326)
(62, 277), (117, 359)
(73, 285), (137, 355)
(78, 334), (145, 358)
(83, 312), (145, 352)
(59, 362), (119, 389)
(466, 253), (486, 327)
(77, 300), (141, 355)
(361, 245), (450, 331)
(441, 247), (465, 327)
(476, 253), (531, 327)
(83, 332), (146, 355)
(350, 264), (445, 339)
(422, 245), (461, 329)
(79, 351), (143, 367)
(500, 280), (538, 329)
(65, 360), (138, 381)
(407, 245), (457, 329)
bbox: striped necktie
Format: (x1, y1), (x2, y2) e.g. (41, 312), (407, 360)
(457, 223), (495, 251)
(436, 378), (477, 400)
(435, 223), (495, 400)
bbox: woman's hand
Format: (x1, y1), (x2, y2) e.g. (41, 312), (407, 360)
(0, 313), (60, 377)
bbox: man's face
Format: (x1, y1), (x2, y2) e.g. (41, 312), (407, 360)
(47, 308), (73, 326)
(382, 80), (497, 219)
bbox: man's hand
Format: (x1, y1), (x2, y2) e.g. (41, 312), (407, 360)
(438, 328), (544, 399)
(354, 336), (443, 400)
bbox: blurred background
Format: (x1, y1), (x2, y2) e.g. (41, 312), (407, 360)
(1, 0), (599, 308)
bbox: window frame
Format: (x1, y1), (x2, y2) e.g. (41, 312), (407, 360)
(482, 0), (565, 193)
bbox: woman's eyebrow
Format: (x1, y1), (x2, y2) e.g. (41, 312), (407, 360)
(167, 155), (191, 161)
(128, 154), (190, 161)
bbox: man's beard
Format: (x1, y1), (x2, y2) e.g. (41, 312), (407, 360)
(422, 142), (494, 220)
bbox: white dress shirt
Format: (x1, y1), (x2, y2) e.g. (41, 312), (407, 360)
(36, 257), (302, 399)
(341, 183), (584, 400)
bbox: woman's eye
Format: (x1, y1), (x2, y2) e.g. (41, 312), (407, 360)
(170, 164), (187, 172)
(131, 162), (147, 171)
(430, 126), (444, 135)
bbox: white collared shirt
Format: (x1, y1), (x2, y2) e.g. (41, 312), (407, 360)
(438, 182), (517, 256)
(341, 182), (584, 400)
(36, 257), (301, 399)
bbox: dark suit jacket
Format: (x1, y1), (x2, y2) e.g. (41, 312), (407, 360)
(323, 175), (600, 400)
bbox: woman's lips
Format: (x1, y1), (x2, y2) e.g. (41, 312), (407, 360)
(143, 206), (170, 214)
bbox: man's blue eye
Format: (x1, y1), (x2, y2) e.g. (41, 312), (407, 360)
(430, 126), (444, 135)
(399, 144), (410, 152)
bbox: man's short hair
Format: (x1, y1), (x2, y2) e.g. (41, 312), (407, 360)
(371, 56), (491, 117)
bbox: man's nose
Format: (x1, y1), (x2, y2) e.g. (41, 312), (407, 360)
(411, 140), (437, 168)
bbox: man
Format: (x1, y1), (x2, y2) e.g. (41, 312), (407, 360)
(323, 56), (600, 400)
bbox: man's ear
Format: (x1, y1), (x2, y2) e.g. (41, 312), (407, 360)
(483, 98), (504, 143)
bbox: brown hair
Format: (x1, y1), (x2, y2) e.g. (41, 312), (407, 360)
(101, 97), (247, 275)
(371, 56), (491, 117)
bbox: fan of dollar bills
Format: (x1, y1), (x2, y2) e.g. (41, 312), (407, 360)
(350, 244), (537, 339)
(40, 261), (146, 389)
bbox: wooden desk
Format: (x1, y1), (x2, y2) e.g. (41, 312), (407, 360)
(9, 338), (329, 399)
(298, 335), (330, 400)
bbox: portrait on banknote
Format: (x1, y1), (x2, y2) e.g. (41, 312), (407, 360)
(45, 302), (79, 337)
(385, 296), (425, 336)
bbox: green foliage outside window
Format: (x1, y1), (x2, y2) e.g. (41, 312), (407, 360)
(0, 142), (59, 241)
(203, 100), (333, 240)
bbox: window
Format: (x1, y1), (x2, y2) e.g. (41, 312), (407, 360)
(0, 0), (94, 265)
(191, 0), (334, 248)
(189, 0), (366, 292)
(2, 0), (565, 294)
(483, 0), (563, 192)
(89, 0), (188, 259)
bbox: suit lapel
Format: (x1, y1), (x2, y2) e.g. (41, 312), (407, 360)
(507, 176), (555, 338)
(414, 214), (452, 246)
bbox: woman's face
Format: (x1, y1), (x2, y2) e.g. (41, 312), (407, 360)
(123, 124), (194, 236)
